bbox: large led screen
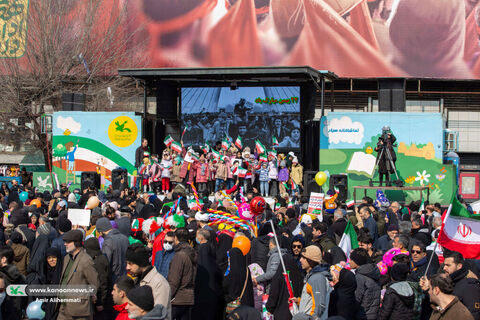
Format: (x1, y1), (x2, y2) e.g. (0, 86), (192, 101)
(181, 86), (300, 150)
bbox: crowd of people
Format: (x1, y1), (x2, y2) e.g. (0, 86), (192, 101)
(0, 150), (479, 320)
(134, 138), (304, 199)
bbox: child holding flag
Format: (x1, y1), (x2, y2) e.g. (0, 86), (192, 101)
(160, 152), (173, 194)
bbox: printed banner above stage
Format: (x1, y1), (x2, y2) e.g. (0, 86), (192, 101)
(52, 112), (141, 190)
(319, 112), (455, 203)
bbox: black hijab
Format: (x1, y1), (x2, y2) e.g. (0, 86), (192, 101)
(223, 247), (254, 307)
(26, 234), (50, 284)
(45, 247), (63, 285)
(216, 233), (233, 274)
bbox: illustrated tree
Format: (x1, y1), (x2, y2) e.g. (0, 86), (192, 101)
(0, 0), (145, 166)
(52, 143), (67, 170)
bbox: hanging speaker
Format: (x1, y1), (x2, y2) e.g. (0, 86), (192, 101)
(81, 171), (100, 191)
(112, 168), (128, 190)
(329, 174), (348, 202)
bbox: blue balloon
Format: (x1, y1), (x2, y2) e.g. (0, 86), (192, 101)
(19, 191), (28, 203)
(26, 300), (45, 319)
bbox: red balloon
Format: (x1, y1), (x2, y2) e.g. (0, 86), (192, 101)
(250, 196), (266, 215)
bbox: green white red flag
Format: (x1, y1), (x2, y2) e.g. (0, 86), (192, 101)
(272, 136), (279, 146)
(339, 221), (359, 258)
(212, 150), (220, 159)
(438, 194), (480, 259)
(259, 154), (268, 162)
(163, 135), (174, 147)
(255, 140), (266, 154)
(268, 150), (277, 158)
(171, 141), (182, 153)
(202, 143), (210, 154)
(235, 136), (243, 150)
(181, 125), (188, 139)
(222, 137), (229, 150)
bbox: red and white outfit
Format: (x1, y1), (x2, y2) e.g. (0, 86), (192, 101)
(160, 159), (173, 192)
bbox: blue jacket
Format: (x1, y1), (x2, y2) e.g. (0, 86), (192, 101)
(154, 249), (175, 279)
(363, 216), (379, 243)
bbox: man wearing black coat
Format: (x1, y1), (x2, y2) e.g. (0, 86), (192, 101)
(443, 251), (480, 319)
(135, 138), (149, 191)
(193, 229), (222, 320)
(327, 209), (347, 244)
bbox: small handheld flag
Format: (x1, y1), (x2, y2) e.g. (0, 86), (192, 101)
(163, 135), (174, 147)
(255, 140), (266, 154)
(181, 125), (188, 139)
(171, 141), (182, 153)
(272, 136), (279, 146)
(235, 136), (243, 150)
(222, 137), (229, 150)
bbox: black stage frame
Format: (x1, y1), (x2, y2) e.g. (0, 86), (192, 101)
(119, 66), (337, 171)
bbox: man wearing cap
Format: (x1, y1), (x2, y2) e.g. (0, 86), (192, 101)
(126, 243), (172, 319)
(374, 224), (398, 252)
(96, 217), (129, 283)
(349, 248), (381, 320)
(58, 230), (99, 320)
(126, 285), (168, 319)
(51, 216), (72, 257)
(293, 245), (332, 319)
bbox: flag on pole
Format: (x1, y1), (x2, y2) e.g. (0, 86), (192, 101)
(259, 154), (268, 162)
(272, 136), (279, 146)
(202, 143), (210, 154)
(255, 140), (266, 154)
(191, 153), (199, 161)
(419, 198), (425, 211)
(212, 150), (220, 159)
(346, 199), (355, 208)
(222, 137), (229, 150)
(181, 125), (188, 139)
(235, 136), (243, 150)
(334, 186), (340, 194)
(288, 200), (294, 208)
(163, 135), (174, 147)
(339, 221), (358, 258)
(171, 141), (182, 153)
(291, 180), (298, 190)
(438, 194), (480, 259)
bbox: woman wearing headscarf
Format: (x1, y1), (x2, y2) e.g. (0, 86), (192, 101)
(85, 237), (112, 320)
(329, 266), (360, 319)
(223, 247), (254, 312)
(266, 253), (304, 320)
(43, 247), (63, 320)
(216, 232), (234, 274)
(26, 233), (50, 284)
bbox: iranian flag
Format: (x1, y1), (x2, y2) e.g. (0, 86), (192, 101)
(238, 168), (247, 178)
(181, 125), (188, 139)
(202, 143), (210, 154)
(291, 180), (298, 190)
(346, 199), (355, 208)
(259, 154), (268, 162)
(235, 136), (243, 149)
(268, 150), (277, 158)
(171, 141), (182, 153)
(288, 200), (294, 208)
(438, 194), (480, 259)
(163, 135), (174, 147)
(419, 198), (425, 211)
(222, 137), (229, 150)
(339, 221), (358, 258)
(212, 150), (220, 159)
(255, 140), (266, 154)
(272, 136), (279, 146)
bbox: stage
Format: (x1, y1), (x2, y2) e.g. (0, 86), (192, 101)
(353, 185), (430, 204)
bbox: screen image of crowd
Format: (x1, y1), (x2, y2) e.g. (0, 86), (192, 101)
(181, 86), (301, 150)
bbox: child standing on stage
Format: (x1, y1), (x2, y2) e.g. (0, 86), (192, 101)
(160, 152), (173, 194)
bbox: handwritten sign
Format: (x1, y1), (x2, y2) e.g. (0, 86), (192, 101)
(67, 209), (91, 227)
(0, 0), (29, 58)
(307, 193), (324, 221)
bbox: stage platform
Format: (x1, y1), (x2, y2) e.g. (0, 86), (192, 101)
(353, 186), (430, 204)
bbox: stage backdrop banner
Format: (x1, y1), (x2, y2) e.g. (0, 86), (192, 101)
(181, 86), (300, 151)
(52, 112), (141, 190)
(32, 172), (56, 192)
(319, 112), (456, 203)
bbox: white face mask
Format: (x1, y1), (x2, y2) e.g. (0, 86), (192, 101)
(163, 243), (173, 251)
(0, 292), (5, 305)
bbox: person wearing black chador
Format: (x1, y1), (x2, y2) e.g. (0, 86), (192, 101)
(374, 126), (397, 186)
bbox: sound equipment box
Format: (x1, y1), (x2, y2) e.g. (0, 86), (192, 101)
(303, 171), (322, 196)
(81, 171), (100, 191)
(112, 168), (128, 190)
(329, 174), (348, 202)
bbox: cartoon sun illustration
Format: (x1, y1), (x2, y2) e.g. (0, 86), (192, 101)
(63, 129), (71, 136)
(365, 146), (373, 154)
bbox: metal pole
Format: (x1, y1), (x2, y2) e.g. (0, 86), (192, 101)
(143, 81), (148, 139)
(320, 76), (325, 118)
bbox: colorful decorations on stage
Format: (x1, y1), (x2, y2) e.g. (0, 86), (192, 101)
(315, 171), (327, 186)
